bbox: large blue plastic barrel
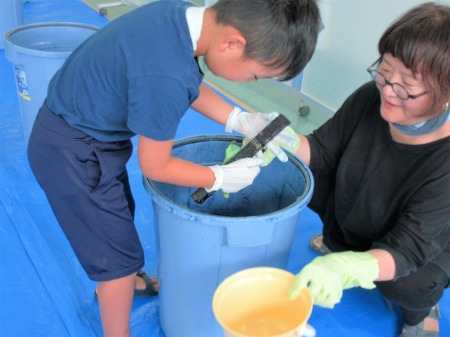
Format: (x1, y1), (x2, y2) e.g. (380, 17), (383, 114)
(0, 0), (23, 49)
(4, 22), (98, 143)
(143, 135), (314, 337)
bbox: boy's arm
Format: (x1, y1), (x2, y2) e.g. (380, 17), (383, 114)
(138, 136), (216, 188)
(191, 83), (235, 125)
(137, 135), (263, 192)
(192, 84), (312, 166)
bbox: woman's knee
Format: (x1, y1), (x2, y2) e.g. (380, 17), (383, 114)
(377, 263), (449, 309)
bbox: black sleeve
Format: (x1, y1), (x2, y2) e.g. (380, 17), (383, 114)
(307, 81), (379, 214)
(307, 81), (379, 175)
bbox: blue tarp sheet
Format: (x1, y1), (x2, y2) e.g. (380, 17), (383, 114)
(0, 1), (448, 336)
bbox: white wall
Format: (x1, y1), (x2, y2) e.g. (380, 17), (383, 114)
(202, 0), (217, 6)
(301, 0), (450, 113)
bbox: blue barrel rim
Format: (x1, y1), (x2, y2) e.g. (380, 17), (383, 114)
(144, 134), (314, 221)
(4, 21), (99, 58)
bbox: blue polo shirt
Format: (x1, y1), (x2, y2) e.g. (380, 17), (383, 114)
(47, 1), (203, 142)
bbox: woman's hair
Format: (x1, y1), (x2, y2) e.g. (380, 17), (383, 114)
(378, 2), (450, 113)
(212, 0), (321, 81)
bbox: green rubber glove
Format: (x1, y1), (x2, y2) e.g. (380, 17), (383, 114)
(260, 125), (300, 166)
(289, 251), (379, 309)
(224, 126), (300, 167)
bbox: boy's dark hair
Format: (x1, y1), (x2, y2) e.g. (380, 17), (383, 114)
(212, 0), (321, 81)
(378, 2), (450, 114)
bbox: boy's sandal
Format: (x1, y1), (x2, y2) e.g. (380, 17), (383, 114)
(399, 305), (440, 337)
(134, 270), (158, 297)
(309, 234), (331, 254)
(94, 270), (158, 299)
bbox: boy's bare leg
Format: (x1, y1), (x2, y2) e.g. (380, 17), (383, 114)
(97, 274), (135, 337)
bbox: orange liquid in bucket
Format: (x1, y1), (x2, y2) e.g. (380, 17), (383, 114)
(230, 304), (305, 336)
(213, 267), (313, 337)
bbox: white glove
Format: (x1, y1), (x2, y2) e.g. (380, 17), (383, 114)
(206, 157), (263, 193)
(226, 107), (299, 163)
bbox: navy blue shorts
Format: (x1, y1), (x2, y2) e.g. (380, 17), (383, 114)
(28, 103), (144, 281)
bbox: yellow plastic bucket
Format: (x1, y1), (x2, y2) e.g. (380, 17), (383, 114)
(213, 267), (315, 337)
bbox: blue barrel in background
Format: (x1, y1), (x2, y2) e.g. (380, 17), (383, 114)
(0, 0), (23, 49)
(4, 22), (98, 143)
(144, 135), (314, 337)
